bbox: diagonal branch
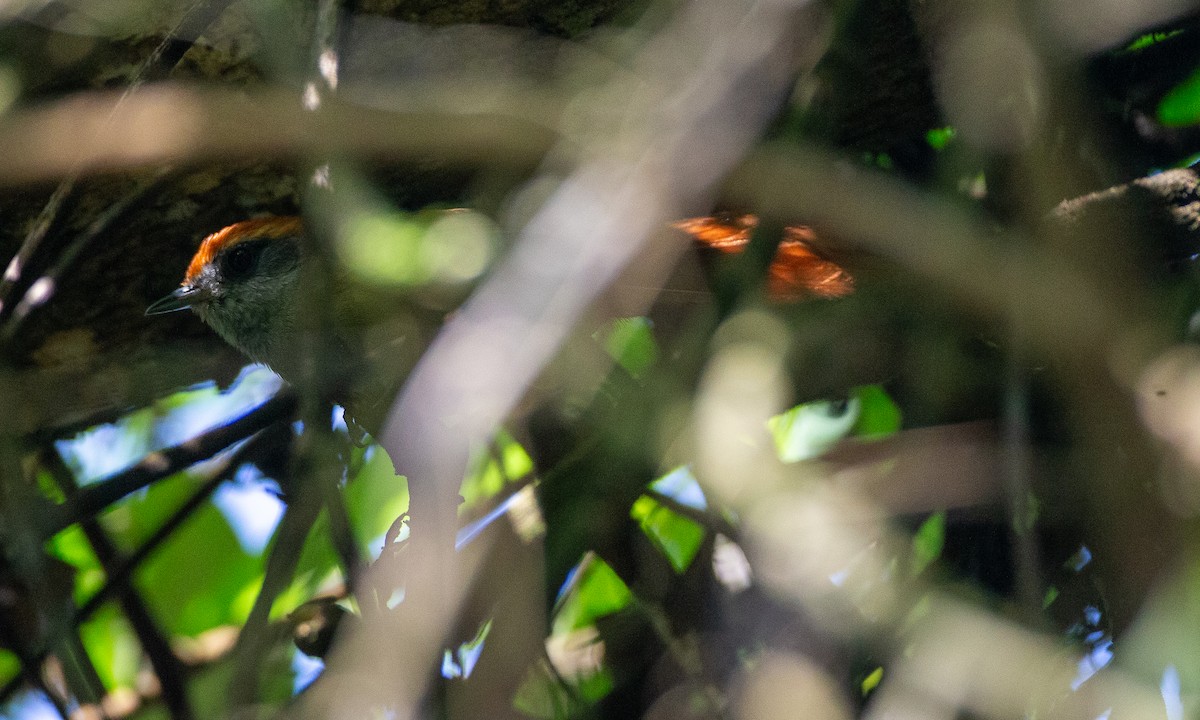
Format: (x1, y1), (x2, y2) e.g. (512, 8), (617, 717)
(42, 393), (296, 537)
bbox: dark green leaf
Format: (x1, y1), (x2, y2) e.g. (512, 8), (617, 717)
(1158, 68), (1200, 126)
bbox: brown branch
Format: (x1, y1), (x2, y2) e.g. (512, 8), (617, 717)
(0, 85), (556, 188)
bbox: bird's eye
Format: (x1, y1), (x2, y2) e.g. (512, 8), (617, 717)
(220, 243), (260, 280)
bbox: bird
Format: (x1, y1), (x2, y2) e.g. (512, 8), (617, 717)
(146, 216), (447, 433)
(147, 213), (854, 432)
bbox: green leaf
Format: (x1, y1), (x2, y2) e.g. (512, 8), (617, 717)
(911, 512), (945, 576)
(553, 556), (633, 633)
(925, 126), (956, 150)
(576, 666), (615, 701)
(45, 525), (104, 603)
(768, 399), (859, 462)
(598, 317), (658, 379)
(631, 495), (705, 573)
(460, 431), (533, 509)
(339, 208), (498, 287)
(1159, 67), (1200, 126)
(122, 473), (262, 637)
(513, 662), (582, 719)
(78, 604), (141, 691)
(851, 385), (901, 438)
(0, 650), (19, 686)
(1122, 29), (1183, 52)
(271, 512), (341, 620)
(861, 666), (884, 696)
(344, 446), (409, 553)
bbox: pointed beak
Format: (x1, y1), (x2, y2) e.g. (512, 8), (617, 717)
(145, 285), (210, 316)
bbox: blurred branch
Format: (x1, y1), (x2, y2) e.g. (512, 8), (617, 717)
(227, 469), (323, 707)
(728, 142), (1180, 628)
(867, 596), (1167, 719)
(0, 344), (245, 438)
(0, 84), (557, 187)
(0, 0), (238, 321)
(304, 0), (826, 715)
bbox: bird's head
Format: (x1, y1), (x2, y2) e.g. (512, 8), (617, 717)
(147, 217), (307, 368)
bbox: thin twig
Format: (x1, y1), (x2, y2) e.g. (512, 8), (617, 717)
(645, 488), (740, 541)
(73, 434), (259, 623)
(226, 480), (323, 708)
(42, 450), (195, 720)
(43, 393), (296, 537)
(1, 167), (178, 343)
(0, 0), (237, 328)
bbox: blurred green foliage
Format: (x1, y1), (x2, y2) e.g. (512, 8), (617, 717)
(1158, 68), (1200, 127)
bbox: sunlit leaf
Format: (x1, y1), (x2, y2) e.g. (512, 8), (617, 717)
(78, 604), (141, 691)
(46, 524), (97, 570)
(768, 398), (859, 463)
(631, 496), (705, 573)
(851, 385), (902, 438)
(344, 445), (409, 554)
(576, 666), (615, 702)
(1122, 29), (1183, 52)
(861, 666), (884, 696)
(338, 208), (497, 287)
(271, 512), (341, 620)
(122, 473), (262, 637)
(911, 512), (945, 576)
(45, 525), (105, 603)
(553, 556), (633, 633)
(599, 317), (658, 379)
(460, 431), (533, 509)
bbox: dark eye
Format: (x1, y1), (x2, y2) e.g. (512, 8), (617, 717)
(220, 243), (260, 280)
